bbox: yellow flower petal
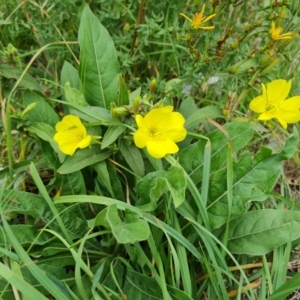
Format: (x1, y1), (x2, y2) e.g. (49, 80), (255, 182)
(266, 79), (291, 105)
(249, 95), (267, 113)
(78, 135), (92, 149)
(54, 137), (77, 155)
(276, 117), (288, 129)
(143, 106), (174, 127)
(257, 112), (275, 121)
(54, 115), (91, 155)
(133, 106), (187, 158)
(280, 96), (300, 110)
(147, 138), (179, 158)
(134, 129), (149, 148)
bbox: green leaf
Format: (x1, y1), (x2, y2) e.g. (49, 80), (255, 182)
(79, 5), (120, 108)
(185, 106), (222, 130)
(117, 74), (129, 106)
(69, 106), (112, 123)
(164, 78), (182, 94)
(23, 91), (59, 127)
(136, 165), (186, 209)
(1, 190), (93, 245)
(267, 273), (300, 300)
(180, 122), (254, 185)
(89, 204), (150, 244)
(57, 147), (112, 174)
(94, 161), (125, 201)
(0, 217), (71, 300)
(27, 122), (65, 162)
(59, 172), (86, 195)
(0, 225), (54, 247)
(101, 125), (126, 149)
(207, 127), (299, 229)
(0, 62), (42, 92)
(119, 139), (145, 177)
(64, 82), (88, 106)
(122, 268), (192, 300)
(228, 210), (300, 255)
(0, 263), (49, 300)
(61, 61), (80, 90)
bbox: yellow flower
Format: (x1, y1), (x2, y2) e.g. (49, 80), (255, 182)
(133, 106), (187, 158)
(269, 21), (293, 40)
(249, 79), (300, 129)
(180, 4), (216, 30)
(54, 115), (92, 155)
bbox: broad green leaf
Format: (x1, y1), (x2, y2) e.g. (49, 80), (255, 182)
(164, 78), (182, 94)
(179, 122), (254, 185)
(0, 225), (54, 247)
(0, 158), (46, 180)
(27, 122), (65, 162)
(64, 82), (88, 106)
(119, 139), (145, 177)
(1, 190), (94, 245)
(57, 147), (112, 174)
(108, 205), (149, 243)
(122, 268), (192, 300)
(185, 106), (222, 130)
(0, 62), (42, 92)
(136, 165), (186, 209)
(228, 210), (300, 255)
(207, 127), (299, 229)
(0, 260), (76, 300)
(178, 96), (198, 120)
(55, 195), (202, 259)
(1, 217), (71, 300)
(94, 161), (125, 201)
(69, 105), (112, 123)
(101, 125), (126, 149)
(128, 86), (141, 103)
(78, 5), (120, 108)
(61, 61), (80, 90)
(58, 171), (86, 195)
(89, 204), (149, 244)
(117, 74), (129, 106)
(23, 91), (59, 127)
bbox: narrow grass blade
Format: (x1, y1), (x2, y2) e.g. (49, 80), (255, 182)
(0, 262), (49, 300)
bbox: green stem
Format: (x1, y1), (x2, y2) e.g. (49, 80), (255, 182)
(5, 102), (14, 182)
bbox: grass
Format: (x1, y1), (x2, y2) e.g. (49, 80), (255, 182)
(0, 0), (300, 299)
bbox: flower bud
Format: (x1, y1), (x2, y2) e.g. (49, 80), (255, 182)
(133, 96), (141, 114)
(230, 41), (239, 50)
(112, 107), (129, 118)
(149, 78), (157, 93)
(229, 66), (239, 74)
(21, 102), (37, 118)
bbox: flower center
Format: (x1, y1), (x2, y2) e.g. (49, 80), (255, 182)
(266, 102), (279, 114)
(149, 127), (163, 138)
(65, 126), (84, 141)
(193, 13), (203, 26)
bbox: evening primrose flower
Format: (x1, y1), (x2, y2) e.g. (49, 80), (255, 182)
(54, 115), (92, 155)
(249, 79), (300, 129)
(133, 106), (187, 158)
(269, 21), (293, 40)
(180, 4), (216, 30)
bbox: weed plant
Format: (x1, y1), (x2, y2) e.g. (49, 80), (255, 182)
(0, 0), (300, 299)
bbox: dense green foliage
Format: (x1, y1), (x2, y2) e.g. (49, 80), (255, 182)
(1, 1), (300, 299)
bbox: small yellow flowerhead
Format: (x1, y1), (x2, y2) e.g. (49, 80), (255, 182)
(54, 115), (92, 155)
(249, 79), (300, 129)
(180, 4), (216, 30)
(269, 21), (293, 40)
(133, 106), (187, 158)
